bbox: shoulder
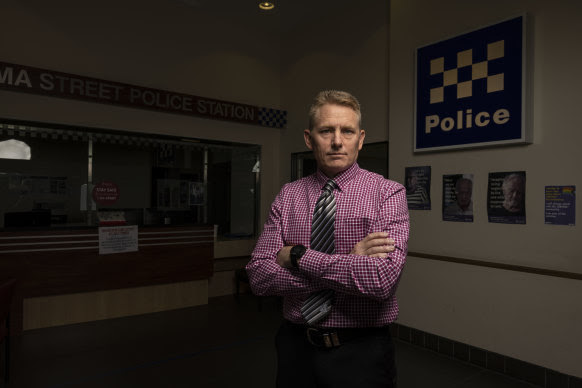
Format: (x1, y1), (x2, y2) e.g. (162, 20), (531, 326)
(354, 168), (405, 194)
(283, 174), (315, 190)
(276, 175), (316, 199)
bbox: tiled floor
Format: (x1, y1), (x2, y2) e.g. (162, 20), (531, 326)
(8, 294), (538, 388)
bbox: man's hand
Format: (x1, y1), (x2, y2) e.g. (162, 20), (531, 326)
(276, 246), (293, 268)
(350, 232), (395, 258)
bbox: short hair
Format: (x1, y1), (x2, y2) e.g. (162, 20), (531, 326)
(308, 90), (362, 130)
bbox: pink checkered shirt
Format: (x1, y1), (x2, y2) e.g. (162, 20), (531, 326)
(247, 163), (409, 328)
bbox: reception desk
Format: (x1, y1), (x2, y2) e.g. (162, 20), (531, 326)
(0, 225), (214, 333)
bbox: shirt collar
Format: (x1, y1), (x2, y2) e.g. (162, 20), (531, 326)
(315, 162), (360, 192)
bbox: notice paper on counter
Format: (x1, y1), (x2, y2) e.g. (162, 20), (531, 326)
(99, 225), (138, 254)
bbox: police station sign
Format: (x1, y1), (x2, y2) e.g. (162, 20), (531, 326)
(414, 16), (529, 152)
(0, 61), (287, 129)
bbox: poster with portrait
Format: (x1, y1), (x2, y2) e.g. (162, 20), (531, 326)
(443, 174), (474, 222)
(487, 171), (526, 224)
(405, 166), (431, 210)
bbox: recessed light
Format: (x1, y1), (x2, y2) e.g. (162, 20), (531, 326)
(259, 2), (275, 10)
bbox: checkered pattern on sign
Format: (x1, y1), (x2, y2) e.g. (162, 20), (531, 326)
(258, 107), (287, 128)
(0, 123), (208, 150)
(429, 40), (505, 104)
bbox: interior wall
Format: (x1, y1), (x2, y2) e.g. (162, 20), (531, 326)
(389, 0), (581, 376)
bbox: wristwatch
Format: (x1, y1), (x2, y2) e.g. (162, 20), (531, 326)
(290, 245), (307, 268)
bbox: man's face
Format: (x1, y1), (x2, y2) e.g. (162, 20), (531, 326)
(304, 104), (365, 177)
(502, 178), (524, 212)
(456, 180), (472, 210)
(406, 174), (418, 193)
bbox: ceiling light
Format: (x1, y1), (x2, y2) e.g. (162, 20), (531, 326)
(259, 2), (274, 10)
(0, 139), (31, 160)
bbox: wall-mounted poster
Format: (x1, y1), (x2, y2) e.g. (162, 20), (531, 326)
(443, 174), (474, 222)
(405, 166), (431, 210)
(545, 186), (575, 226)
(487, 171), (526, 224)
(189, 182), (206, 206)
(415, 16), (529, 152)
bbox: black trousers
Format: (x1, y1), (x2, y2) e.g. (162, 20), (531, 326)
(275, 321), (397, 388)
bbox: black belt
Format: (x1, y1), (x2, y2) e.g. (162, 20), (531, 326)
(286, 321), (391, 348)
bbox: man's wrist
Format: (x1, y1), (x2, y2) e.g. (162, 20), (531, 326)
(290, 245), (307, 268)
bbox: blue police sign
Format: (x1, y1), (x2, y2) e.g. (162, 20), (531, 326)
(414, 16), (528, 152)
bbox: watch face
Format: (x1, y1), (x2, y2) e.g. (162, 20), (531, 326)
(290, 245), (305, 267)
(292, 245), (305, 258)
(291, 246), (300, 257)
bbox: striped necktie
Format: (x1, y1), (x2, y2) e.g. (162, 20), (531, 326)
(301, 179), (338, 325)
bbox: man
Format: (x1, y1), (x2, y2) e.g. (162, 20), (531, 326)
(444, 177), (473, 216)
(502, 173), (525, 215)
(246, 90), (409, 387)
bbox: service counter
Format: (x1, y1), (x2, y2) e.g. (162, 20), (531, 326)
(0, 225), (214, 333)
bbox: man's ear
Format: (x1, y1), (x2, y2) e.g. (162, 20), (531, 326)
(358, 129), (366, 150)
(304, 129), (313, 150)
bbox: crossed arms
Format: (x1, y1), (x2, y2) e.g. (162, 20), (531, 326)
(246, 182), (409, 301)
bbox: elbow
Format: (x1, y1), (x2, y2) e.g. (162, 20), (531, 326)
(248, 278), (269, 296)
(351, 281), (392, 301)
(245, 264), (271, 296)
(359, 269), (399, 301)
(367, 285), (392, 301)
(351, 265), (397, 301)
(369, 262), (403, 301)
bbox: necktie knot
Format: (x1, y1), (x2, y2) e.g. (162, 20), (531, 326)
(323, 180), (338, 194)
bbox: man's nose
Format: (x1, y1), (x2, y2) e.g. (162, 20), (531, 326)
(331, 130), (343, 147)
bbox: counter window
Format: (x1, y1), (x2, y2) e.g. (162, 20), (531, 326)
(0, 122), (260, 238)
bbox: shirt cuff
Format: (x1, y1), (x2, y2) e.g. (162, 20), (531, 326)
(298, 249), (327, 278)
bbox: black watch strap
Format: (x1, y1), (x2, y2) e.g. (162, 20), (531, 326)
(290, 245), (307, 268)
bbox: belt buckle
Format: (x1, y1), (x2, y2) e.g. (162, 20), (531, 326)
(306, 328), (321, 347)
(306, 328), (341, 348)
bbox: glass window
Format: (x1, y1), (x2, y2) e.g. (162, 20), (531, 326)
(0, 122), (260, 238)
(0, 127), (88, 228)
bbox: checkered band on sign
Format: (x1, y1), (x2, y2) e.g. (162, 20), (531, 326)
(258, 107), (287, 128)
(429, 40), (505, 104)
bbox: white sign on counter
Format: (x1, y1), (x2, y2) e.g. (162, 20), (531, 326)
(98, 225), (138, 255)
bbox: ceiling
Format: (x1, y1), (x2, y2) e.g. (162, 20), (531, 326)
(172, 0), (359, 34)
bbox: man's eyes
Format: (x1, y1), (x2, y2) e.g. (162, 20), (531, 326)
(318, 128), (355, 134)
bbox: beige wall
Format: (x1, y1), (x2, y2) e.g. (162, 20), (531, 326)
(389, 0), (581, 376)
